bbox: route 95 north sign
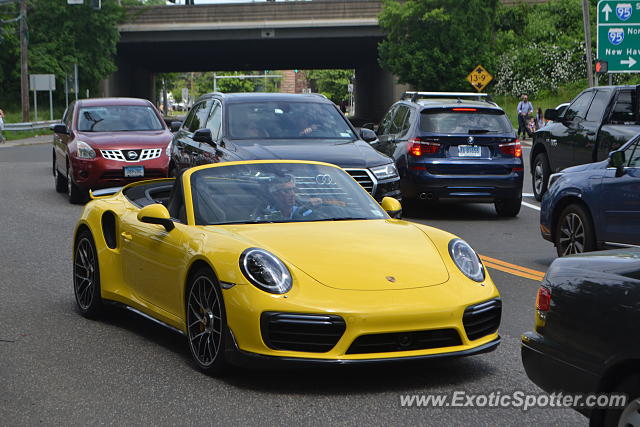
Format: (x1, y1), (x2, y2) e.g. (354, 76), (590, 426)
(598, 1), (640, 72)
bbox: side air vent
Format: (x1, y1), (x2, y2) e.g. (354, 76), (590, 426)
(261, 312), (346, 353)
(101, 211), (117, 249)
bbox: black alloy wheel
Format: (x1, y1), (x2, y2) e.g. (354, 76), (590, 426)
(532, 152), (550, 201)
(73, 230), (103, 318)
(554, 204), (596, 257)
(186, 267), (229, 375)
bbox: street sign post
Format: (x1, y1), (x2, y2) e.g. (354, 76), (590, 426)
(29, 74), (55, 121)
(465, 65), (493, 92)
(597, 1), (640, 72)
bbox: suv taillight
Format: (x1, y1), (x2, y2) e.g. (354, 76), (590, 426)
(536, 286), (551, 312)
(408, 138), (440, 156)
(498, 140), (522, 157)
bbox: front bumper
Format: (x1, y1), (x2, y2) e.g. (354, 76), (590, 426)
(222, 278), (501, 363)
(70, 155), (170, 190)
(374, 177), (401, 202)
(226, 332), (500, 367)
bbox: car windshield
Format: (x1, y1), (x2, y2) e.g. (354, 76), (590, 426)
(77, 106), (164, 132)
(420, 109), (513, 134)
(227, 101), (357, 140)
(190, 163), (387, 225)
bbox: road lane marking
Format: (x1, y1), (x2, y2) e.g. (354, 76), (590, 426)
(479, 255), (546, 281)
(522, 201), (541, 211)
(482, 261), (543, 281)
(479, 255), (545, 277)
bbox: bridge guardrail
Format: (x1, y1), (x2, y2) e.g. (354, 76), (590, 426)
(4, 120), (57, 132)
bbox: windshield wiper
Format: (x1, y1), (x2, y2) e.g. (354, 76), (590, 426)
(83, 111), (104, 132)
(310, 217), (371, 222)
(212, 219), (277, 225)
(468, 129), (499, 134)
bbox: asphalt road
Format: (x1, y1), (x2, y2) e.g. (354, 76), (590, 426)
(0, 143), (585, 426)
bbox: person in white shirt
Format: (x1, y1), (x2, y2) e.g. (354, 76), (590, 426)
(517, 94), (534, 140)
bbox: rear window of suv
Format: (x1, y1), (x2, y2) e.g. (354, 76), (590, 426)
(420, 109), (513, 134)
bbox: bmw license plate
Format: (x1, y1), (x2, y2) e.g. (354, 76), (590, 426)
(123, 166), (144, 178)
(457, 145), (482, 157)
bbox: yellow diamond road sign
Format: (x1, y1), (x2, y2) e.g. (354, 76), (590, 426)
(466, 65), (493, 92)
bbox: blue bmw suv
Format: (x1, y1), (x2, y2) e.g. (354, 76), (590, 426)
(370, 92), (523, 216)
(541, 134), (640, 256)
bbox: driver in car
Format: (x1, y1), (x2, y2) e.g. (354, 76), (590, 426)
(259, 174), (322, 220)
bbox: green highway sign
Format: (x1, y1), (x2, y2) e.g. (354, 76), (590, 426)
(598, 1), (640, 72)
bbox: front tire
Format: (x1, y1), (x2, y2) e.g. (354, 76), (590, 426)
(73, 229), (103, 318)
(67, 166), (86, 204)
(54, 154), (67, 193)
(186, 267), (229, 376)
(495, 194), (522, 217)
(554, 204), (596, 257)
(532, 152), (550, 201)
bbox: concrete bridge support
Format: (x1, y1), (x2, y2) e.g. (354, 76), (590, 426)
(354, 63), (409, 124)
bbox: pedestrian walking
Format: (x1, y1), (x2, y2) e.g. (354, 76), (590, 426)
(0, 109), (5, 143)
(517, 94), (534, 140)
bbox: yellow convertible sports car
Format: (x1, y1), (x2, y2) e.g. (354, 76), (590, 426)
(73, 160), (501, 374)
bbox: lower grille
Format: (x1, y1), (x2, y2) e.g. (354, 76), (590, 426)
(261, 312), (346, 353)
(344, 168), (375, 194)
(101, 170), (166, 180)
(463, 298), (501, 341)
(346, 328), (462, 354)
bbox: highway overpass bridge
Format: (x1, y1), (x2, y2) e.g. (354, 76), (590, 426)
(106, 0), (546, 122)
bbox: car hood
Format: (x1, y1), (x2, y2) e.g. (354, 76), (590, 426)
(222, 220), (450, 290)
(229, 139), (391, 168)
(76, 131), (172, 148)
(562, 159), (608, 174)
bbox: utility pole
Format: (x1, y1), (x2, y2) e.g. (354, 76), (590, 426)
(19, 0), (29, 122)
(582, 0), (594, 87)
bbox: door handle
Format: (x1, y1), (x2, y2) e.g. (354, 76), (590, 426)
(121, 232), (132, 241)
(587, 131), (596, 136)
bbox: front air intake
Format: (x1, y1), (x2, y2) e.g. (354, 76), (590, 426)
(261, 312), (346, 353)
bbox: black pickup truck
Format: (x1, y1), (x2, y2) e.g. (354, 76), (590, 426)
(531, 85), (640, 200)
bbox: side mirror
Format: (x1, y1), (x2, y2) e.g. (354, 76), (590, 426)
(137, 203), (175, 232)
(50, 123), (69, 134)
(170, 121), (182, 132)
(381, 197), (402, 219)
(544, 108), (559, 122)
(360, 128), (378, 143)
(193, 128), (214, 145)
(609, 150), (626, 177)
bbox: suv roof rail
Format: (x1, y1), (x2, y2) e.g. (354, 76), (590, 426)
(402, 91), (495, 104)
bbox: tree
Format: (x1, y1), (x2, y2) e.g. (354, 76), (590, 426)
(306, 69), (352, 103)
(378, 0), (499, 91)
(0, 0), (123, 107)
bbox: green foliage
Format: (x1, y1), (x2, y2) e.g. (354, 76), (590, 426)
(0, 0), (123, 108)
(306, 69), (352, 103)
(378, 0), (499, 91)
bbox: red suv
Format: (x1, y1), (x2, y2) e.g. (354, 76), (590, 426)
(51, 98), (173, 203)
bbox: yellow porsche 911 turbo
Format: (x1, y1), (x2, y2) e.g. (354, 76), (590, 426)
(73, 160), (501, 375)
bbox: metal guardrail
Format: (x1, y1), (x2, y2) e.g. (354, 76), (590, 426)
(4, 120), (57, 132)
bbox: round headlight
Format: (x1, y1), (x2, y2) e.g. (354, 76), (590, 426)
(239, 248), (292, 294)
(448, 239), (485, 282)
